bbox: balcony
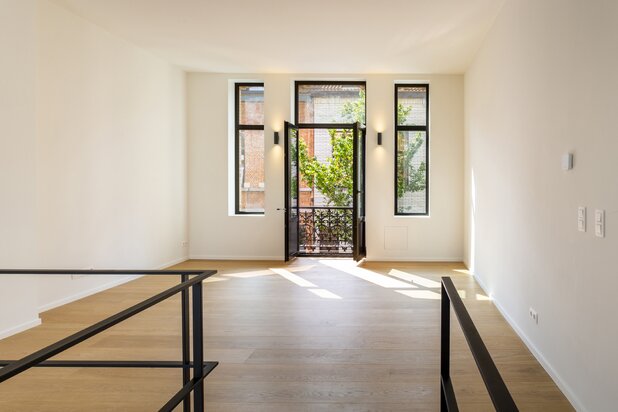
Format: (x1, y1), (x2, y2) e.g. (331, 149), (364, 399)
(299, 206), (353, 256)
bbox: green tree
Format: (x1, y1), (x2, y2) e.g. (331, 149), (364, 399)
(299, 130), (353, 206)
(395, 102), (426, 201)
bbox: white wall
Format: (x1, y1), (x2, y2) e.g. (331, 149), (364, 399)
(0, 0), (189, 337)
(464, 0), (618, 410)
(188, 74), (463, 261)
(0, 0), (41, 338)
(34, 0), (188, 311)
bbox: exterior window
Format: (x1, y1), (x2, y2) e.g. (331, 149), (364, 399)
(235, 83), (264, 214)
(395, 84), (429, 215)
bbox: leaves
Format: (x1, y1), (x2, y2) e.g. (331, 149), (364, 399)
(299, 130), (353, 207)
(396, 131), (426, 199)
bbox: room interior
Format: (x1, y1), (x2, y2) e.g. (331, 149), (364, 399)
(0, 0), (616, 410)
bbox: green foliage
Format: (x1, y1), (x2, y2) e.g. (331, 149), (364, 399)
(298, 90), (426, 207)
(299, 131), (353, 206)
(395, 100), (426, 202)
(396, 131), (426, 199)
(341, 89), (366, 124)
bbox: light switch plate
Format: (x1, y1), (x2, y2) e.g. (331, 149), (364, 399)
(595, 209), (605, 238)
(562, 153), (573, 171)
(578, 207), (586, 232)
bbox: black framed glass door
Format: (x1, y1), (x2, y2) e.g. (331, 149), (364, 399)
(284, 121), (300, 261)
(353, 122), (366, 261)
(292, 81), (366, 258)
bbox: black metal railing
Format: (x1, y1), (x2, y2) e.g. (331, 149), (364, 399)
(0, 269), (218, 412)
(299, 206), (353, 255)
(440, 277), (518, 412)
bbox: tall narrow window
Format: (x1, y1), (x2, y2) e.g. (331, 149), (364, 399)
(235, 83), (264, 214)
(395, 84), (429, 215)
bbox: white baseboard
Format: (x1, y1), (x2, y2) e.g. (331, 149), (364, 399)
(189, 254), (283, 261)
(473, 273), (585, 412)
(157, 256), (189, 269)
(37, 275), (141, 313)
(38, 255), (189, 313)
(189, 254), (462, 263)
(365, 256), (464, 262)
(0, 317), (42, 340)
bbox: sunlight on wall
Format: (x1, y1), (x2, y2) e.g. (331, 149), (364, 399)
(469, 168), (477, 273)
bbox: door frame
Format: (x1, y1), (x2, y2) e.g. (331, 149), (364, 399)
(284, 121), (300, 261)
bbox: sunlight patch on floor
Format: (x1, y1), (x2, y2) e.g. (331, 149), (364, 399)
(452, 269), (472, 275)
(308, 289), (342, 299)
(319, 260), (414, 289)
(269, 267), (343, 299)
(388, 269), (441, 288)
(270, 268), (317, 287)
(395, 289), (441, 300)
(204, 277), (228, 283)
(223, 269), (274, 278)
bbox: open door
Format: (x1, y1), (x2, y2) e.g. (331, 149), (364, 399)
(284, 121), (300, 261)
(352, 122), (367, 261)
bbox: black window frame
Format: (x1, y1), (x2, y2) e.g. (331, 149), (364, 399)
(394, 83), (430, 216)
(294, 80), (367, 128)
(235, 82), (265, 215)
(293, 80), (367, 211)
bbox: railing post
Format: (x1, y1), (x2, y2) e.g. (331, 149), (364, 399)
(440, 280), (451, 412)
(181, 274), (190, 412)
(192, 279), (205, 412)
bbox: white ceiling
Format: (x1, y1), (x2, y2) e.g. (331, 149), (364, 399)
(54, 0), (504, 74)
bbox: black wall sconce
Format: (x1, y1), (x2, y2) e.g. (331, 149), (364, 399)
(274, 131), (280, 145)
(377, 132), (383, 145)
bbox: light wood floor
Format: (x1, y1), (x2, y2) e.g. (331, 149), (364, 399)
(0, 259), (572, 411)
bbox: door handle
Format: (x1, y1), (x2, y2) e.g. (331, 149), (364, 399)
(276, 208), (286, 211)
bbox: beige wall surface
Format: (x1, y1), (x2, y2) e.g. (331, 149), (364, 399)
(0, 0), (189, 337)
(34, 0), (188, 310)
(188, 73), (464, 261)
(0, 0), (40, 337)
(464, 0), (618, 410)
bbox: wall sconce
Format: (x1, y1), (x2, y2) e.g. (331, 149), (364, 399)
(274, 131), (280, 145)
(377, 132), (383, 145)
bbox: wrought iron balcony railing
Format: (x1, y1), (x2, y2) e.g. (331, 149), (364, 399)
(299, 206), (353, 256)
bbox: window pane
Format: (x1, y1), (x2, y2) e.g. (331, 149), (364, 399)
(238, 129), (265, 212)
(396, 131), (427, 214)
(238, 85), (264, 125)
(397, 86), (427, 126)
(298, 128), (353, 208)
(298, 84), (365, 124)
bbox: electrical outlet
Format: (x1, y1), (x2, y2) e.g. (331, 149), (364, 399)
(529, 307), (539, 324)
(181, 240), (188, 247)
